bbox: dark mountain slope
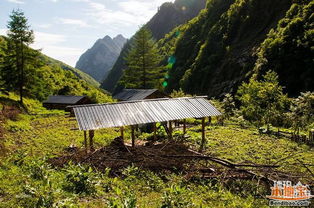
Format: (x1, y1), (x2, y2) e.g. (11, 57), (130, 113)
(101, 0), (207, 93)
(76, 35), (127, 82)
(165, 0), (296, 97)
(254, 1), (314, 96)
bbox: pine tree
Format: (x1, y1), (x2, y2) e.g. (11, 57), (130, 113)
(0, 37), (7, 95)
(120, 27), (162, 89)
(6, 9), (34, 104)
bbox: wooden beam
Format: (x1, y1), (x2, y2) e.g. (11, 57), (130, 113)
(199, 118), (206, 152)
(131, 126), (135, 147)
(84, 131), (87, 154)
(89, 130), (94, 152)
(183, 119), (186, 135)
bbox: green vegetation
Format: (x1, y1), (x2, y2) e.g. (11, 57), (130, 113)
(289, 91), (314, 135)
(0, 10), (110, 105)
(101, 0), (207, 93)
(237, 71), (289, 129)
(254, 0), (314, 96)
(0, 94), (313, 207)
(120, 27), (162, 89)
(0, 35), (112, 103)
(3, 9), (35, 104)
(158, 0), (313, 97)
(0, 1), (313, 207)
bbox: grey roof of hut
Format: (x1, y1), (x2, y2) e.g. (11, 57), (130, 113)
(113, 89), (159, 101)
(43, 95), (86, 104)
(72, 97), (222, 131)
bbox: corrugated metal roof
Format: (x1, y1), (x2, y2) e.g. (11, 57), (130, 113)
(43, 95), (86, 104)
(72, 97), (222, 131)
(113, 89), (159, 101)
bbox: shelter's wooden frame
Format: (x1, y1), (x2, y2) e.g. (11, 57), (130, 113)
(83, 117), (213, 153)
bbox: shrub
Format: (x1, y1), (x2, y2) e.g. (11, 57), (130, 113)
(161, 184), (193, 208)
(62, 163), (98, 195)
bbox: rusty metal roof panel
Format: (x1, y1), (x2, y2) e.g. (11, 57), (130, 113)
(73, 97), (222, 131)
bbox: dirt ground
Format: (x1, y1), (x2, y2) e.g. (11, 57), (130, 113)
(49, 137), (202, 174)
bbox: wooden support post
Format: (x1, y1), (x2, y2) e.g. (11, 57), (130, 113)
(169, 121), (173, 140)
(84, 131), (87, 154)
(183, 119), (186, 135)
(89, 130), (94, 152)
(120, 126), (124, 141)
(131, 126), (135, 147)
(153, 123), (157, 141)
(208, 117), (212, 125)
(199, 118), (206, 153)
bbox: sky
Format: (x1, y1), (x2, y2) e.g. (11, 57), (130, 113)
(0, 0), (174, 67)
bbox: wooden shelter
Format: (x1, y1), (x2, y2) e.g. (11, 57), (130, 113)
(71, 97), (222, 152)
(43, 95), (92, 111)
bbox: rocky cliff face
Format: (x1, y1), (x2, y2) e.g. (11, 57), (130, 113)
(76, 35), (127, 82)
(101, 0), (207, 93)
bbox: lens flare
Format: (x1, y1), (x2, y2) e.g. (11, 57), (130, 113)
(168, 56), (176, 65)
(166, 63), (173, 69)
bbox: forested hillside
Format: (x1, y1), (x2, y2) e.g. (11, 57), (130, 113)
(0, 36), (112, 103)
(42, 54), (100, 88)
(76, 35), (127, 82)
(163, 0), (313, 97)
(101, 0), (207, 93)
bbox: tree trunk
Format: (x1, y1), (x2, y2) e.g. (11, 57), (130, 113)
(20, 40), (24, 105)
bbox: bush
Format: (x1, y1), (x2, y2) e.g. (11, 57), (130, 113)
(62, 163), (98, 195)
(161, 184), (193, 208)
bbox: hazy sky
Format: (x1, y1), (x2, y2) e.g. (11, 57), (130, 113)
(0, 0), (174, 66)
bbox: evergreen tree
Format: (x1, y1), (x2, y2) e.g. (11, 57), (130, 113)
(0, 37), (7, 95)
(120, 27), (162, 89)
(6, 9), (34, 104)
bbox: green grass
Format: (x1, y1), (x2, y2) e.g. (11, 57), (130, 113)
(1, 97), (313, 207)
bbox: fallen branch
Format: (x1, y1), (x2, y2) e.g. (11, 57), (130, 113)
(297, 159), (314, 178)
(162, 155), (280, 168)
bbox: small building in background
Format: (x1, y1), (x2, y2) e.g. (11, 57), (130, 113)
(113, 89), (169, 101)
(43, 95), (92, 111)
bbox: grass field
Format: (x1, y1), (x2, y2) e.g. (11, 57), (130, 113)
(0, 95), (313, 207)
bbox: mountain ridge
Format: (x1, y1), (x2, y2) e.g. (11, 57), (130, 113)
(100, 0), (207, 93)
(75, 34), (127, 82)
